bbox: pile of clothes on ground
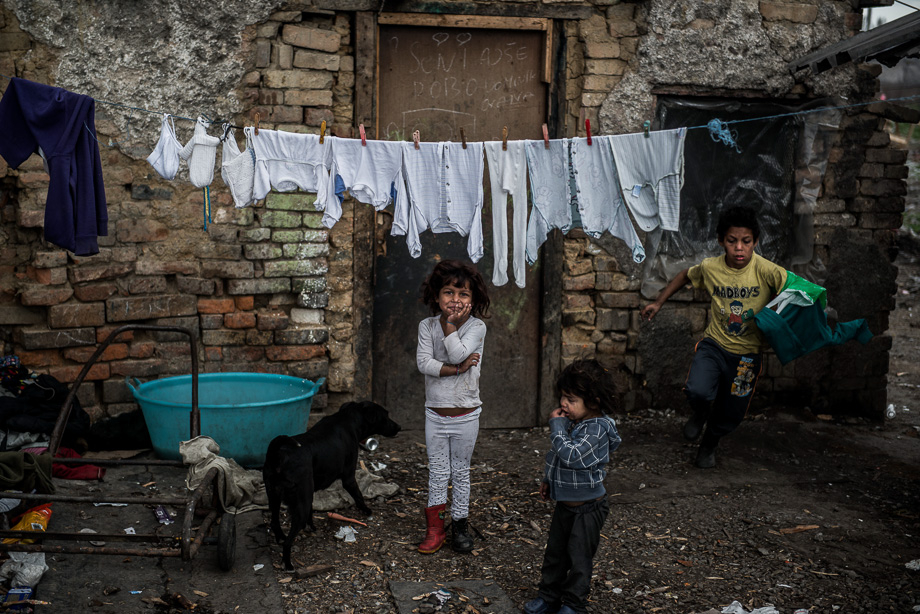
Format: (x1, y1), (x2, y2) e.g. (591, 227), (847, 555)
(0, 355), (104, 607)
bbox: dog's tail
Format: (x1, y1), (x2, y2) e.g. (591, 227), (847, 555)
(264, 435), (303, 476)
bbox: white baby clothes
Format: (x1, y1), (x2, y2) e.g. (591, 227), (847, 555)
(484, 141), (528, 287)
(318, 137), (407, 228)
(249, 129), (328, 201)
(607, 128), (686, 232)
(220, 126), (256, 208)
(147, 114), (182, 180)
(570, 136), (645, 264)
(179, 116), (220, 188)
(524, 139), (572, 265)
(397, 141), (485, 262)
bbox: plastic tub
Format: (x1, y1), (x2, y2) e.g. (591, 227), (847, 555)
(127, 373), (324, 467)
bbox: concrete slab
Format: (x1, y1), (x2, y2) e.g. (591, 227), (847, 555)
(390, 580), (518, 614)
(24, 459), (281, 613)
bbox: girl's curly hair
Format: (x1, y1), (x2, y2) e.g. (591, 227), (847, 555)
(420, 259), (491, 318)
(555, 359), (618, 415)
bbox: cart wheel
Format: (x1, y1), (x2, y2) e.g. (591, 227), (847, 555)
(217, 513), (236, 571)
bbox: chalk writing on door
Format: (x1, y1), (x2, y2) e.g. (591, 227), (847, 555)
(379, 26), (546, 142)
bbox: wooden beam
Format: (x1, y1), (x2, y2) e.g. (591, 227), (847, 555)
(378, 13), (549, 30)
(355, 11), (376, 138)
(309, 0), (595, 19)
(352, 11), (377, 401)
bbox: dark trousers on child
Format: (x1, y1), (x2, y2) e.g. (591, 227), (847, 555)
(537, 496), (610, 614)
(685, 338), (762, 448)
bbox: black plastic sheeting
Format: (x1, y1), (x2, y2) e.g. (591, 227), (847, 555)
(640, 97), (838, 296)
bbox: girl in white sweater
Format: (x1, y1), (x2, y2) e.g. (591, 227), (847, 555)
(416, 259), (490, 554)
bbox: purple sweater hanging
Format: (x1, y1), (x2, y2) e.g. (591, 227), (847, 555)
(0, 77), (107, 255)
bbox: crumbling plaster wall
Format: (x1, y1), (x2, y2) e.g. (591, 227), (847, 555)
(3, 0), (283, 147)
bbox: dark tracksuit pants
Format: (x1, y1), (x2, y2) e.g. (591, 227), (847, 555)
(537, 496), (609, 613)
(685, 338), (762, 449)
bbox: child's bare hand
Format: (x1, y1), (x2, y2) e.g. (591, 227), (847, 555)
(458, 353), (480, 373)
(641, 303), (661, 321)
(550, 407), (567, 419)
(446, 302), (472, 324)
(540, 482), (550, 501)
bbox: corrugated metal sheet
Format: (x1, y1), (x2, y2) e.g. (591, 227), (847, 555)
(789, 11), (920, 74)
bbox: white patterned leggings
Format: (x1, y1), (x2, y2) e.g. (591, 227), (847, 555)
(425, 407), (481, 520)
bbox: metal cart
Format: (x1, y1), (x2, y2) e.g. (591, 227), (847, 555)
(0, 325), (237, 571)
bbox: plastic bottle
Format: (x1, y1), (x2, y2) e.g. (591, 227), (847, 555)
(886, 403), (896, 420)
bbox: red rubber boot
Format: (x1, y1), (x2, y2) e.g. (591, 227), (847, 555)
(418, 504), (447, 554)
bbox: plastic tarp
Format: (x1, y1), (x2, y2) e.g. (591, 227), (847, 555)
(641, 98), (840, 297)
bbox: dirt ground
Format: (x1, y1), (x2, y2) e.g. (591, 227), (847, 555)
(266, 188), (920, 613)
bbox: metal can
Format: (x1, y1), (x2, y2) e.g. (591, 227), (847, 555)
(361, 437), (379, 451)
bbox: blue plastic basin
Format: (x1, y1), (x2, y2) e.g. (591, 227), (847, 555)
(127, 373), (324, 467)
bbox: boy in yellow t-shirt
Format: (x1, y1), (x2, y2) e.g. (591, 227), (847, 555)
(641, 206), (786, 468)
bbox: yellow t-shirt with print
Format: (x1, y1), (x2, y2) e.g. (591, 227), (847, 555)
(687, 252), (787, 355)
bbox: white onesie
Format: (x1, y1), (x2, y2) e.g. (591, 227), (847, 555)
(570, 136), (645, 263)
(317, 137), (407, 227)
(524, 139), (572, 265)
(147, 114), (182, 180)
(396, 141), (484, 263)
(250, 129), (328, 201)
(220, 126), (256, 208)
(179, 116), (219, 188)
(484, 141), (528, 287)
(607, 128), (685, 232)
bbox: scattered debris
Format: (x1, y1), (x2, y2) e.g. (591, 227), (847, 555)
(721, 601), (779, 614)
(79, 527), (105, 546)
(296, 564), (334, 579)
(154, 505), (174, 525)
(328, 512), (368, 526)
(778, 525), (820, 534)
(906, 559), (920, 571)
(334, 526), (357, 542)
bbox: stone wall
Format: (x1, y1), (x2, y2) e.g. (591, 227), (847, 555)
(0, 0), (908, 424)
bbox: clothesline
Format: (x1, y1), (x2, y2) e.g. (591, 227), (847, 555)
(1, 73), (918, 287)
(2, 72), (918, 146)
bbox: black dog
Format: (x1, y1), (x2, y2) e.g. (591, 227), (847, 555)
(262, 401), (401, 570)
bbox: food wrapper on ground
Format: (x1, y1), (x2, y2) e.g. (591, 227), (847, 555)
(1, 503), (52, 545)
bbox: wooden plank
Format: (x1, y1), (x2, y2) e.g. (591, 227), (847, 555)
(352, 11), (377, 400)
(354, 11), (377, 138)
(378, 13), (548, 30)
(310, 0), (594, 19)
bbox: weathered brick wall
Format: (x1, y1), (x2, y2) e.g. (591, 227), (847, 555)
(0, 0), (907, 423)
(0, 7), (353, 420)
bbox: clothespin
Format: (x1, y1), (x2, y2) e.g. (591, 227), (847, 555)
(643, 120), (651, 138)
(460, 127), (467, 150)
(542, 124), (550, 150)
(254, 112), (260, 136)
(320, 120), (326, 144)
(413, 129), (420, 150)
(585, 119), (592, 146)
(502, 126), (508, 151)
(359, 124), (366, 146)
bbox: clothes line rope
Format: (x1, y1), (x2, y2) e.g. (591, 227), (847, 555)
(2, 72), (920, 143)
